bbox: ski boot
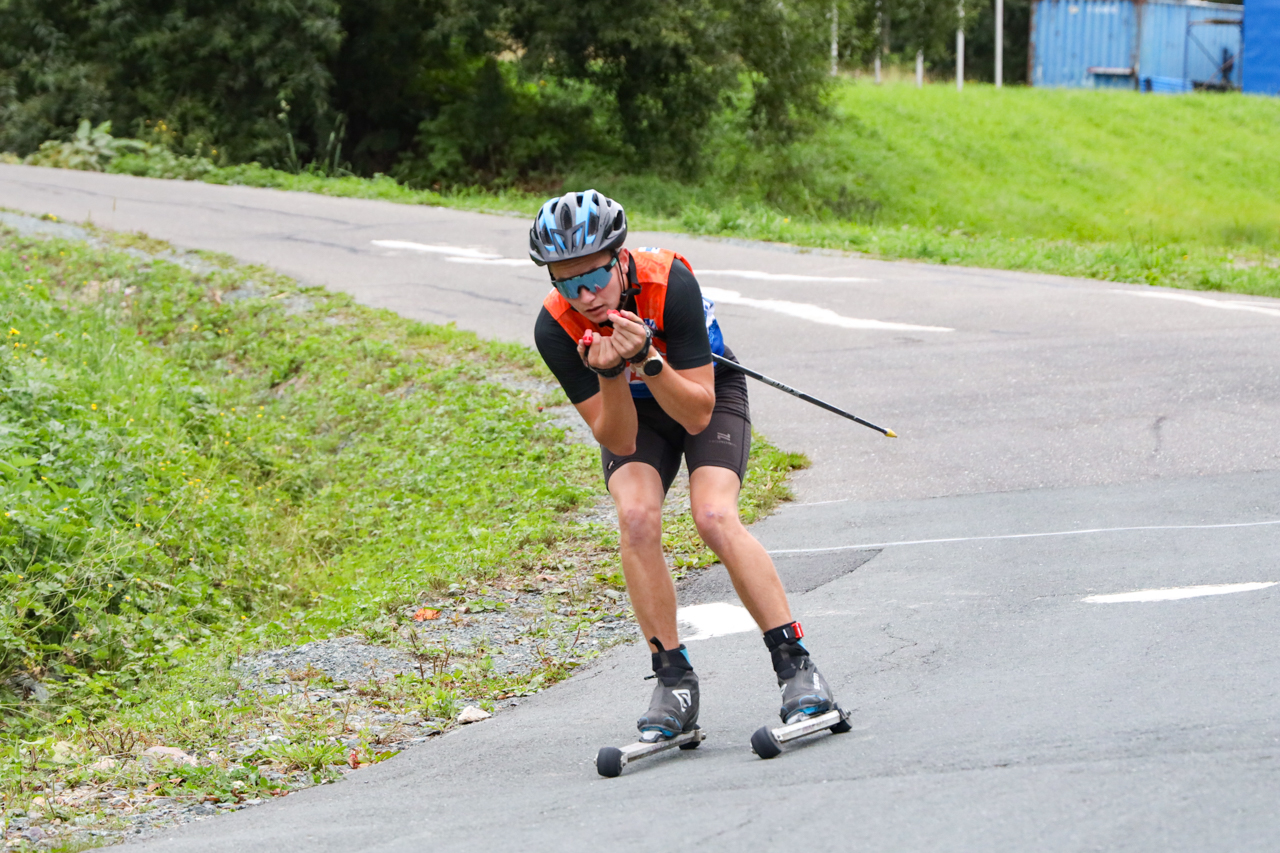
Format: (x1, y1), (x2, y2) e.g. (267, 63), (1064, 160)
(637, 640), (700, 740)
(751, 621), (851, 759)
(596, 640), (704, 777)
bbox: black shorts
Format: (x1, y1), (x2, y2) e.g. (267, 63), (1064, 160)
(601, 374), (751, 492)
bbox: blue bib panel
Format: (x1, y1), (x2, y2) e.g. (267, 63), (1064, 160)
(629, 297), (724, 399)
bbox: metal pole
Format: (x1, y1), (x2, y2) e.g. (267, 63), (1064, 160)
(956, 3), (965, 91)
(995, 0), (1004, 86)
(711, 354), (897, 438)
(874, 1), (883, 84)
(916, 49), (924, 87)
(831, 1), (839, 76)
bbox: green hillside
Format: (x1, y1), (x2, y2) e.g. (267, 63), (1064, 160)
(823, 83), (1280, 249)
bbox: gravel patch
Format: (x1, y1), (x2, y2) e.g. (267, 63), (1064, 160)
(235, 637), (420, 689)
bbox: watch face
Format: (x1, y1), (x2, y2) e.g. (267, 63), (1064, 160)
(642, 356), (664, 377)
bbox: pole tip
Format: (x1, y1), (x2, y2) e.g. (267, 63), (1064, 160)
(884, 429), (897, 438)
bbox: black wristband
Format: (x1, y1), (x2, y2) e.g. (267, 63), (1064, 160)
(589, 359), (628, 378)
(626, 326), (654, 365)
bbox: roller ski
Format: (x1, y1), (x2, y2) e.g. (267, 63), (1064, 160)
(752, 623), (852, 759)
(596, 641), (705, 778)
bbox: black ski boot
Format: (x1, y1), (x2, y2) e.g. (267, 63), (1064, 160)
(636, 639), (699, 741)
(764, 621), (835, 724)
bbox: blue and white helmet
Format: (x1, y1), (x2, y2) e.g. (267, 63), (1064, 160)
(528, 190), (627, 266)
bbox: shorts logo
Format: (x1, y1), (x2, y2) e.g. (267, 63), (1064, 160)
(717, 432), (731, 442)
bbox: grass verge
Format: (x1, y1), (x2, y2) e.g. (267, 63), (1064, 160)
(0, 216), (805, 849)
(105, 145), (1280, 298)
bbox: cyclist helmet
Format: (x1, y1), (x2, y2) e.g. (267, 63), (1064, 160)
(528, 190), (627, 266)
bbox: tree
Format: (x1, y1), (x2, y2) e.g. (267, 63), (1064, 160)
(506, 0), (834, 172)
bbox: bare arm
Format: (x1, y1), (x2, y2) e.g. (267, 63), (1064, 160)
(572, 323), (639, 455)
(572, 377), (638, 456)
(639, 361), (715, 434)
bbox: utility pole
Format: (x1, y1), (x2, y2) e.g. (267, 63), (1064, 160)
(956, 3), (965, 91)
(995, 0), (1004, 87)
(831, 1), (839, 77)
(874, 0), (882, 84)
(916, 50), (924, 87)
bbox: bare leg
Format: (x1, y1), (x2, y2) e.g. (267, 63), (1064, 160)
(608, 462), (680, 652)
(688, 465), (792, 631)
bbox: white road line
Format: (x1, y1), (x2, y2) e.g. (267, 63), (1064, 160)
(1084, 582), (1276, 604)
(444, 256), (535, 267)
(677, 602), (758, 641)
(767, 518), (1280, 554)
(371, 240), (502, 259)
(701, 287), (954, 332)
(374, 241), (950, 331)
(1112, 289), (1280, 318)
(698, 270), (875, 283)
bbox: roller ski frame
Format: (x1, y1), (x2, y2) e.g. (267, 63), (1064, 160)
(751, 705), (852, 759)
(596, 727), (706, 778)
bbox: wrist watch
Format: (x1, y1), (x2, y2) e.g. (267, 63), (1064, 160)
(639, 349), (664, 378)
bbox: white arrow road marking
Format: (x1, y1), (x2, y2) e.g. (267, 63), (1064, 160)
(371, 240), (502, 259)
(701, 287), (954, 332)
(1084, 582), (1277, 603)
(677, 602), (759, 642)
(1112, 289), (1280, 318)
(768, 518), (1280, 554)
(697, 270), (875, 283)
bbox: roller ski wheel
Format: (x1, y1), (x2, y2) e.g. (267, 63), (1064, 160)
(750, 704), (852, 760)
(750, 725), (783, 759)
(596, 746), (625, 778)
(594, 727), (707, 778)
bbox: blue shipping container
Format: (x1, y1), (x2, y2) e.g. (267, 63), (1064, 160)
(1244, 0), (1280, 94)
(1031, 0), (1243, 91)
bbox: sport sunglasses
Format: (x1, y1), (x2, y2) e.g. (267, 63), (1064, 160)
(551, 254), (619, 300)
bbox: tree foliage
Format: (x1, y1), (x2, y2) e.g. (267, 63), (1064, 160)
(0, 0), (343, 164)
(1, 0), (836, 183)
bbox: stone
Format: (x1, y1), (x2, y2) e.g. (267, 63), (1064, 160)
(140, 746), (198, 767)
(456, 706), (492, 724)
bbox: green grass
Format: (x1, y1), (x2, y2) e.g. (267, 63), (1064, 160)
(818, 83), (1280, 249)
(0, 229), (601, 702)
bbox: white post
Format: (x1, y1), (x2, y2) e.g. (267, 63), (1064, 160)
(956, 4), (965, 91)
(831, 2), (839, 77)
(995, 0), (1004, 87)
(874, 2), (883, 84)
(916, 49), (924, 87)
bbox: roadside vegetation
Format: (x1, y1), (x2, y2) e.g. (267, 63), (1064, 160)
(0, 219), (805, 847)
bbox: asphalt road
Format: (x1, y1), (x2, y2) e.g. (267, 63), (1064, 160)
(3, 164), (1279, 851)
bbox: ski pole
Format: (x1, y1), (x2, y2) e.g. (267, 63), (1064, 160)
(712, 353), (897, 438)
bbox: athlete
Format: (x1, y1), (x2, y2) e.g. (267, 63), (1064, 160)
(530, 190), (837, 741)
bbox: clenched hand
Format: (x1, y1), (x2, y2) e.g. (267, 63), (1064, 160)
(578, 309), (650, 371)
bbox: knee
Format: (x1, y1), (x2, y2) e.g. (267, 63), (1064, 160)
(617, 502), (662, 547)
(693, 503), (741, 551)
